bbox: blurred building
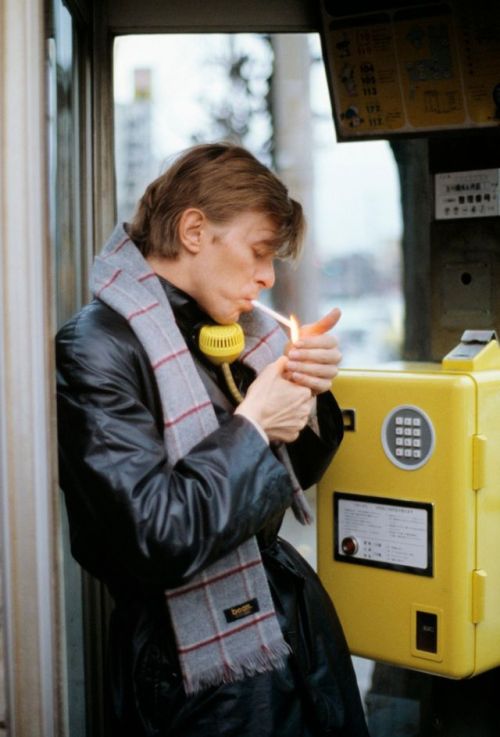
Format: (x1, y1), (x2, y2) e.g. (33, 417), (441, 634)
(115, 68), (159, 222)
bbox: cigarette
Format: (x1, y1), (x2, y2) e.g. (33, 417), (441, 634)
(251, 300), (293, 329)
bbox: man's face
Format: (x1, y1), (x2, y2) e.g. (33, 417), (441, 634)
(190, 210), (277, 324)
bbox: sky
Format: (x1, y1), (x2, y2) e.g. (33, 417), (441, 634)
(113, 33), (403, 261)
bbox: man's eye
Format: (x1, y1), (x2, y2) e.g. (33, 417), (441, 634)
(253, 248), (272, 259)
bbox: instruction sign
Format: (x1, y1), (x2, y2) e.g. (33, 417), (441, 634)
(435, 169), (500, 219)
(334, 492), (433, 576)
(320, 1), (500, 138)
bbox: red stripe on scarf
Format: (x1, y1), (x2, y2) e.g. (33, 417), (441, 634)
(241, 326), (280, 361)
(177, 611), (276, 654)
(138, 271), (156, 282)
(153, 347), (190, 370)
(202, 574), (230, 670)
(96, 268), (122, 297)
(236, 546), (266, 651)
(163, 400), (212, 429)
(165, 558), (262, 598)
(103, 237), (129, 258)
(127, 302), (160, 321)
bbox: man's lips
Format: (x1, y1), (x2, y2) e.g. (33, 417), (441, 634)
(240, 297), (257, 311)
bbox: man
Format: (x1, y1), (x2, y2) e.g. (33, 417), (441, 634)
(57, 143), (369, 737)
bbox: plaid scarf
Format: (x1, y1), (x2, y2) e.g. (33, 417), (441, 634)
(91, 223), (311, 695)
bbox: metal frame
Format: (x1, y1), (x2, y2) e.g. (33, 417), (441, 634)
(106, 0), (320, 34)
(0, 0), (63, 734)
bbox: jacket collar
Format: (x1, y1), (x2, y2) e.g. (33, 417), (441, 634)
(156, 275), (212, 346)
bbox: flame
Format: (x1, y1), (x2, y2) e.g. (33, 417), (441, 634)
(290, 314), (300, 344)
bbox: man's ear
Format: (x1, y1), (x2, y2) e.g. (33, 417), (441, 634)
(178, 208), (206, 254)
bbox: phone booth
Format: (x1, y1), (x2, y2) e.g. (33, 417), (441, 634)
(318, 331), (500, 678)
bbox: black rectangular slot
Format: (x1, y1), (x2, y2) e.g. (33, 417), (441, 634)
(342, 409), (356, 431)
(416, 611), (438, 653)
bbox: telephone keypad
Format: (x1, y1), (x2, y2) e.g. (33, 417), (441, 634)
(382, 406), (435, 470)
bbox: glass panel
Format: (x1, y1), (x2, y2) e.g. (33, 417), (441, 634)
(51, 0), (83, 326)
(48, 2), (88, 734)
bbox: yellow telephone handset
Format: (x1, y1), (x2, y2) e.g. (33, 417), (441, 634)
(198, 323), (245, 365)
(198, 323), (245, 404)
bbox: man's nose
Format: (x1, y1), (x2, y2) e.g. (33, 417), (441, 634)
(257, 258), (275, 289)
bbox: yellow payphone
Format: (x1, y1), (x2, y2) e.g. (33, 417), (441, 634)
(318, 331), (500, 678)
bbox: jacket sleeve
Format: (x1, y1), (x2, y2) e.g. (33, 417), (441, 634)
(286, 390), (344, 490)
(56, 308), (294, 592)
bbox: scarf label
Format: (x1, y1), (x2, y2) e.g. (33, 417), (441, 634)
(224, 598), (260, 623)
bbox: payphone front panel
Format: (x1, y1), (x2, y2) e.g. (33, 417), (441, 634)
(318, 338), (500, 678)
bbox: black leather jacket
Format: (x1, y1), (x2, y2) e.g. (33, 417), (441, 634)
(56, 279), (369, 737)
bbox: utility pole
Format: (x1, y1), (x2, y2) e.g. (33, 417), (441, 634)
(271, 35), (319, 324)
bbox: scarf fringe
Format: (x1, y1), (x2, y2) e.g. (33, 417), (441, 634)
(184, 638), (292, 696)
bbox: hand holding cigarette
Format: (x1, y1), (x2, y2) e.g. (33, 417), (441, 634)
(252, 301), (342, 395)
(284, 308), (342, 395)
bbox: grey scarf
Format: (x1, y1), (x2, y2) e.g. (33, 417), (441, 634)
(91, 223), (311, 695)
